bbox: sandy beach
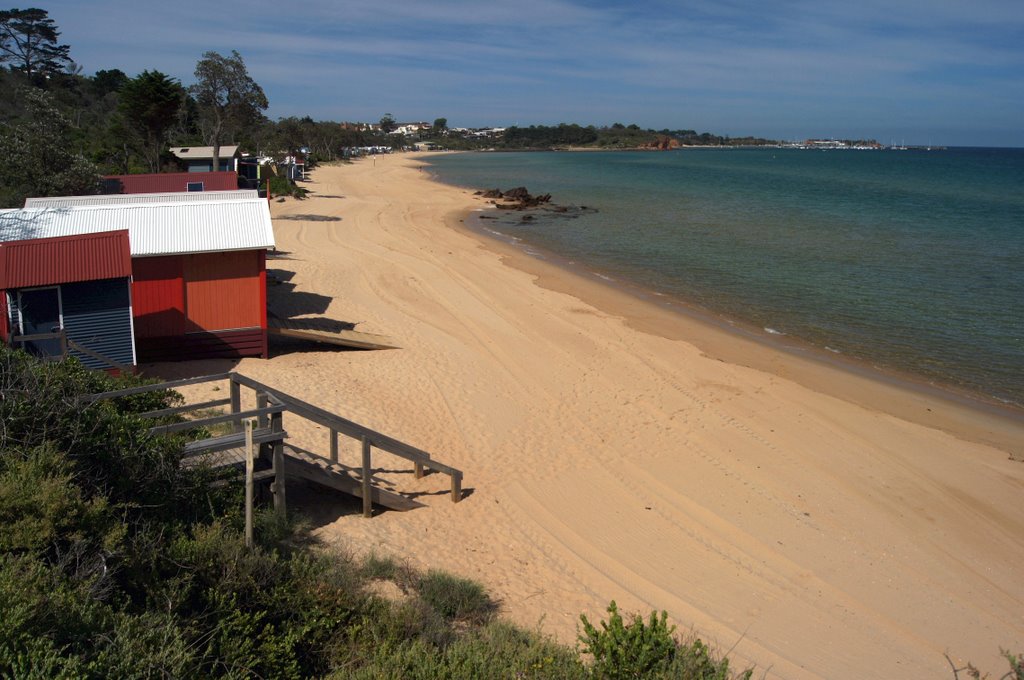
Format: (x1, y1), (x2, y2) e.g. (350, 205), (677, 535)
(155, 152), (1024, 679)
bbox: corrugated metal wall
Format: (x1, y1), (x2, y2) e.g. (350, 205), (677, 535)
(6, 279), (134, 370)
(0, 231), (132, 289)
(104, 172), (240, 194)
(184, 251), (262, 332)
(62, 279), (135, 369)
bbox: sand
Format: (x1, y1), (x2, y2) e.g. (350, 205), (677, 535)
(158, 152), (1024, 679)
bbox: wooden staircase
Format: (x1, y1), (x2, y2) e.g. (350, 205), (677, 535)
(83, 372), (463, 517)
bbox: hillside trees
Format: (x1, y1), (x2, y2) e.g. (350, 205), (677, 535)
(0, 8), (71, 79)
(0, 87), (99, 207)
(119, 70), (185, 172)
(190, 50), (267, 172)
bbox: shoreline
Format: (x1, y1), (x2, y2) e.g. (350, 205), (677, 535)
(456, 206), (1024, 453)
(423, 155), (1023, 453)
(158, 152), (1024, 679)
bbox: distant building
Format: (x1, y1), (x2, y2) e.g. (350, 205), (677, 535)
(169, 145), (242, 172)
(101, 171), (242, 194)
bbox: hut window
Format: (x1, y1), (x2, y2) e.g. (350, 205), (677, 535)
(187, 182), (204, 192)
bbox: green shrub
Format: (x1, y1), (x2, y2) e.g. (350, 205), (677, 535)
(417, 569), (498, 624)
(268, 174), (307, 199)
(579, 601), (749, 680)
(1007, 650), (1024, 680)
(579, 601), (678, 679)
(0, 444), (121, 559)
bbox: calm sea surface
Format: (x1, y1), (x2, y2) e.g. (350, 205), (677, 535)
(424, 148), (1024, 407)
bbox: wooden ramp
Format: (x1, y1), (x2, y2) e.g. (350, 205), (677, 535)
(267, 315), (399, 350)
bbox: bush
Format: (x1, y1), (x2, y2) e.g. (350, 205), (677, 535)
(417, 569), (498, 624)
(579, 601), (750, 679)
(268, 174), (307, 199)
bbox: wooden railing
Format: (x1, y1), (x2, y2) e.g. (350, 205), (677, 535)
(229, 373), (464, 515)
(83, 371), (464, 517)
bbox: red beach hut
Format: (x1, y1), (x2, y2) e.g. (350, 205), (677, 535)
(0, 230), (136, 372)
(0, 197), (275, 363)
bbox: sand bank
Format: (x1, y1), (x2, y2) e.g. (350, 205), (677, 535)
(155, 152), (1024, 679)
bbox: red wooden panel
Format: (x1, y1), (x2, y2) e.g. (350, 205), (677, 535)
(131, 256), (185, 338)
(136, 328), (266, 362)
(0, 231), (131, 289)
(183, 251), (262, 332)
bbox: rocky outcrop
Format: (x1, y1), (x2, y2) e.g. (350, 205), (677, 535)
(475, 186), (552, 209)
(473, 186), (598, 222)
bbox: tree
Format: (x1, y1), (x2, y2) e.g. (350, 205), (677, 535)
(378, 112), (397, 134)
(0, 88), (99, 206)
(90, 68), (127, 97)
(189, 50), (267, 172)
(432, 117), (447, 135)
(119, 70), (184, 172)
(0, 8), (71, 79)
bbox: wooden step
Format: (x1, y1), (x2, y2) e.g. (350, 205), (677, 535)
(182, 428), (287, 457)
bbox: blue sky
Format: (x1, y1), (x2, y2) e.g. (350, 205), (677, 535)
(47, 0), (1024, 146)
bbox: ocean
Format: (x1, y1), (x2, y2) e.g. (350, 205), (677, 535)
(424, 148), (1024, 408)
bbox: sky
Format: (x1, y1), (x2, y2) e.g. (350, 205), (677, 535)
(44, 0), (1024, 146)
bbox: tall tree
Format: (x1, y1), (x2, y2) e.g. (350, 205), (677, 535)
(0, 8), (71, 79)
(91, 68), (127, 97)
(432, 117), (448, 135)
(189, 50), (267, 172)
(119, 70), (184, 172)
(0, 88), (99, 207)
(378, 112), (397, 134)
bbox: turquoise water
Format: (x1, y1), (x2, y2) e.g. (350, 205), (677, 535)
(424, 149), (1024, 407)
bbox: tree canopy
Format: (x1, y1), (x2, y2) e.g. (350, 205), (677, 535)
(190, 50), (267, 171)
(118, 70), (185, 172)
(0, 8), (71, 79)
(379, 112), (397, 134)
(0, 87), (99, 207)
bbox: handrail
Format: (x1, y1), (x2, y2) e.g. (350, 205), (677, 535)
(139, 397), (233, 419)
(80, 373), (232, 403)
(231, 373), (461, 477)
(148, 404), (287, 436)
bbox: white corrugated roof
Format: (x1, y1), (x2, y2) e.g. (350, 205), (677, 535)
(169, 145), (240, 160)
(25, 190), (259, 208)
(0, 199), (275, 256)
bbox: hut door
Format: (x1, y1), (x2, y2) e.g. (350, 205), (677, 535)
(18, 287), (63, 357)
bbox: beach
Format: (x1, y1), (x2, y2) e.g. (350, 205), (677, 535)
(157, 152), (1024, 679)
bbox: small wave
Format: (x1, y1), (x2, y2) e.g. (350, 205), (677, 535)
(764, 327), (785, 336)
(825, 346), (841, 354)
(593, 273), (615, 282)
(482, 227), (505, 237)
